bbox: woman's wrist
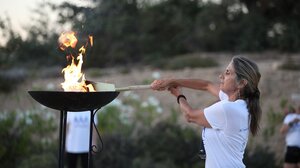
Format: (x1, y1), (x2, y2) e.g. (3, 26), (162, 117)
(177, 95), (187, 104)
(169, 79), (178, 87)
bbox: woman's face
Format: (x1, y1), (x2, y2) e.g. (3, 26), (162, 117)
(219, 61), (239, 95)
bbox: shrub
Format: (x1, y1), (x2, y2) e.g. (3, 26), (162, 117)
(93, 122), (203, 168)
(279, 58), (300, 71)
(162, 55), (218, 70)
(93, 133), (137, 168)
(135, 122), (202, 168)
(0, 110), (57, 168)
(263, 107), (284, 140)
(94, 95), (203, 168)
(0, 69), (27, 93)
(244, 146), (278, 168)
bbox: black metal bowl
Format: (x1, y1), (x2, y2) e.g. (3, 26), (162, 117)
(28, 91), (119, 111)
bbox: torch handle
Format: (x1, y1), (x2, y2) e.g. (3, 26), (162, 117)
(116, 85), (152, 92)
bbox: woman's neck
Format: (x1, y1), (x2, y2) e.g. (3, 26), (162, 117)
(228, 91), (239, 101)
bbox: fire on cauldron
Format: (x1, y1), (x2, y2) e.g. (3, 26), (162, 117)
(28, 31), (152, 168)
(28, 31), (120, 168)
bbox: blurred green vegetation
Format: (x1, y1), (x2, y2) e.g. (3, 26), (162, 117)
(0, 110), (57, 168)
(1, 0), (300, 70)
(161, 55), (218, 70)
(0, 95), (283, 168)
(279, 57), (300, 71)
(244, 146), (277, 168)
(263, 98), (294, 140)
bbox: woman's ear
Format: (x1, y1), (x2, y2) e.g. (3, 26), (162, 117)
(238, 79), (248, 89)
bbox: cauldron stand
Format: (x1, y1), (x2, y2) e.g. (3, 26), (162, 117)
(28, 91), (119, 168)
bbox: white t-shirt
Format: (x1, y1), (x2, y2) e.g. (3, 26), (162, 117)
(203, 90), (249, 168)
(283, 113), (300, 147)
(66, 111), (98, 153)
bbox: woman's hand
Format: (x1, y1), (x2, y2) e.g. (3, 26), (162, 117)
(151, 79), (174, 91)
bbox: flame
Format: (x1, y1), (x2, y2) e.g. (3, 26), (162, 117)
(59, 31), (95, 92)
(89, 35), (93, 46)
(58, 31), (78, 50)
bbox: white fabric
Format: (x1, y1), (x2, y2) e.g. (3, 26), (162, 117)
(66, 111), (98, 153)
(283, 113), (300, 147)
(203, 90), (249, 168)
(219, 90), (229, 101)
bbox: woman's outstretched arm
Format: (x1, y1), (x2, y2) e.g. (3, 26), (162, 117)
(151, 78), (220, 98)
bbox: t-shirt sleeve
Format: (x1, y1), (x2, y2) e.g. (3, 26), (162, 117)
(283, 114), (292, 124)
(204, 101), (226, 130)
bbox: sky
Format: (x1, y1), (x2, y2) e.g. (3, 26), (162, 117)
(0, 0), (92, 44)
(0, 0), (221, 45)
(1, 0), (59, 34)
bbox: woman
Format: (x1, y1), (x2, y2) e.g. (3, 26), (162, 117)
(280, 105), (300, 168)
(151, 56), (262, 168)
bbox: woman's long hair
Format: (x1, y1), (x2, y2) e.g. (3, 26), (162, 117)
(232, 56), (262, 136)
